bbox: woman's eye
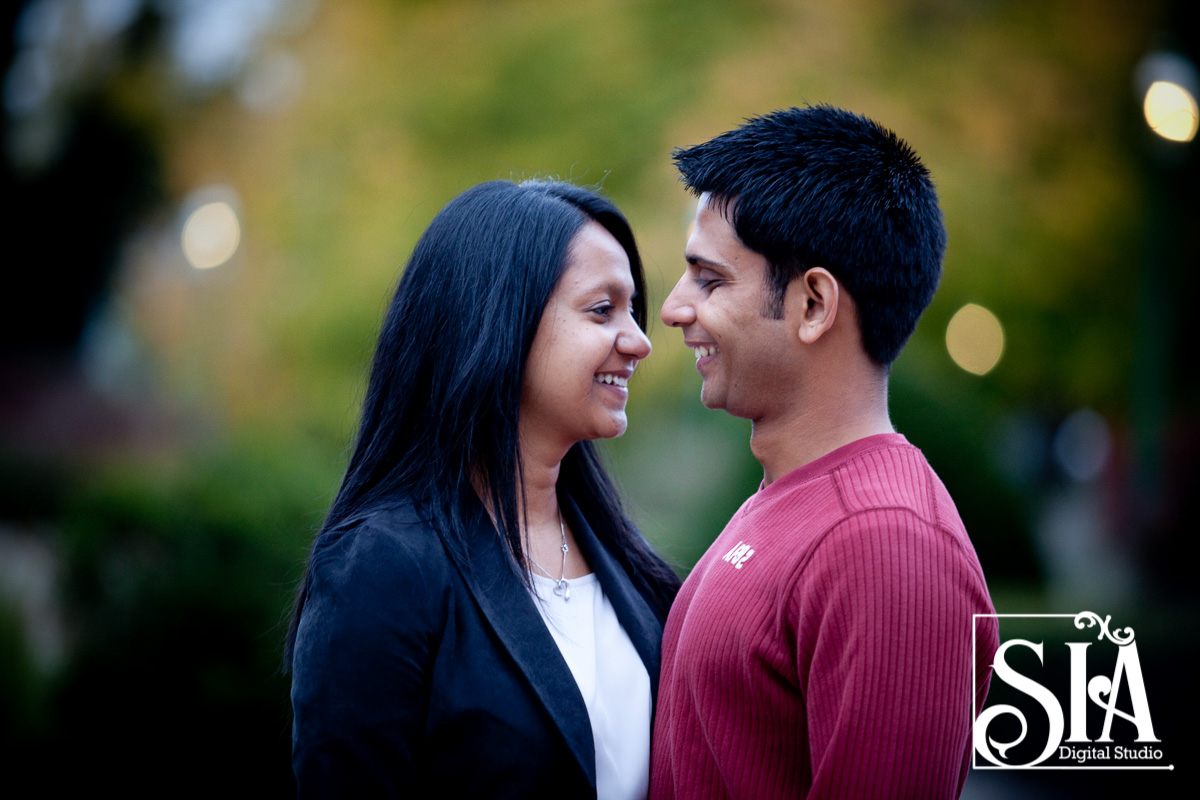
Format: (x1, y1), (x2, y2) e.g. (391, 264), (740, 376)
(591, 304), (614, 318)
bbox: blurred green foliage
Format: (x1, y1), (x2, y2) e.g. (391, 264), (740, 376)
(2, 439), (335, 793)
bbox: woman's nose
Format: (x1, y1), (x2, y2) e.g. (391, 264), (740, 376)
(619, 319), (652, 360)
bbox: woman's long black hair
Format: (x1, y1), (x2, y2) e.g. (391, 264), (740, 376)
(285, 180), (679, 666)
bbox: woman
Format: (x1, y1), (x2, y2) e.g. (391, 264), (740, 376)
(286, 179), (680, 798)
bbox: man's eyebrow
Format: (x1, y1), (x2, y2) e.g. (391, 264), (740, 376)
(686, 253), (730, 271)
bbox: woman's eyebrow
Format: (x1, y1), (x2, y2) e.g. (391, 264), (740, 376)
(578, 278), (635, 297)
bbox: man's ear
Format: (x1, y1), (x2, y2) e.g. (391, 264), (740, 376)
(785, 267), (840, 345)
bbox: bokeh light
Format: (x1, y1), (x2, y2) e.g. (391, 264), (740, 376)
(946, 303), (1004, 376)
(1143, 80), (1199, 142)
(1053, 408), (1112, 483)
(181, 200), (241, 269)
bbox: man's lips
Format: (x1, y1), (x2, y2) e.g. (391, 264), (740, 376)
(686, 341), (719, 369)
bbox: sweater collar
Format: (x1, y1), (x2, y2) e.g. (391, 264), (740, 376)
(752, 432), (911, 505)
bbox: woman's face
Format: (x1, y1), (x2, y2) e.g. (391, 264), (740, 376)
(521, 221), (652, 454)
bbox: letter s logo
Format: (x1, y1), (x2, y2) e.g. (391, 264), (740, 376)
(975, 639), (1065, 767)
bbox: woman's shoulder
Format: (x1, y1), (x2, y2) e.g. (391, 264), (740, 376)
(291, 501), (455, 701)
(307, 499), (453, 599)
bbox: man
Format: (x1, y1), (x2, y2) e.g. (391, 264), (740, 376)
(650, 105), (999, 799)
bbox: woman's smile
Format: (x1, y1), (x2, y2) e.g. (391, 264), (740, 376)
(521, 221), (651, 450)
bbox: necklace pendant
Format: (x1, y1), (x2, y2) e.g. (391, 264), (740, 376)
(553, 579), (570, 600)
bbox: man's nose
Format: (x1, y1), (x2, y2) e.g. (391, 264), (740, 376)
(661, 274), (695, 328)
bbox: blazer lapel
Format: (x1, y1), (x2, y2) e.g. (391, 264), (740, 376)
(436, 501), (597, 790)
(560, 494), (664, 702)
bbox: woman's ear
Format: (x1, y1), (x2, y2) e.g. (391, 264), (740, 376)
(785, 267), (840, 345)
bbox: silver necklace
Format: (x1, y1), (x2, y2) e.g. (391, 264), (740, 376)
(528, 509), (570, 600)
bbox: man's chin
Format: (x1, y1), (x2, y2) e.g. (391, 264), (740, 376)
(701, 387), (757, 420)
(699, 386), (724, 411)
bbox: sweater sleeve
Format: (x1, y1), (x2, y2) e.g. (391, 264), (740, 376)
(790, 509), (987, 800)
(290, 522), (445, 798)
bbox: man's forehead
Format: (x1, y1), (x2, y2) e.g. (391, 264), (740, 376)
(689, 198), (743, 261)
(696, 191), (737, 221)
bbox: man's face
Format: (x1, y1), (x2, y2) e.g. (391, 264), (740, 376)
(661, 193), (795, 420)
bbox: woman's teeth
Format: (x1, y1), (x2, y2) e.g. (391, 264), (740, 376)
(594, 374), (629, 387)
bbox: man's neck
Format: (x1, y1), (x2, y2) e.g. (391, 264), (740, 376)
(750, 368), (894, 486)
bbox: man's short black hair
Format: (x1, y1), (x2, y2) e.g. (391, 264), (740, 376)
(673, 104), (946, 366)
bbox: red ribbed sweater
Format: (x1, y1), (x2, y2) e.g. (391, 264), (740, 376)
(650, 434), (998, 799)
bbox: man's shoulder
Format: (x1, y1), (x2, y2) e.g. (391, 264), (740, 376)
(830, 441), (963, 531)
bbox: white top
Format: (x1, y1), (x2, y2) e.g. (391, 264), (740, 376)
(530, 571), (651, 800)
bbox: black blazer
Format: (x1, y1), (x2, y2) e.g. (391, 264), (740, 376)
(290, 493), (668, 798)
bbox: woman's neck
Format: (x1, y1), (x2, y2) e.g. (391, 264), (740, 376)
(518, 454), (562, 532)
(516, 435), (591, 579)
(514, 426), (568, 529)
(471, 436), (590, 579)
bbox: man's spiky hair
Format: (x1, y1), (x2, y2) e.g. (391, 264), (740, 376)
(673, 104), (946, 366)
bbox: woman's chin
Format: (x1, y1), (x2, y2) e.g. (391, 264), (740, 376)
(581, 414), (628, 441)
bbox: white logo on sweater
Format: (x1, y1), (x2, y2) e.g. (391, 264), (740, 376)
(722, 540), (755, 569)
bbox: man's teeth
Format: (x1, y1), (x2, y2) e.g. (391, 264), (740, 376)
(595, 374), (629, 387)
(692, 346), (718, 359)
